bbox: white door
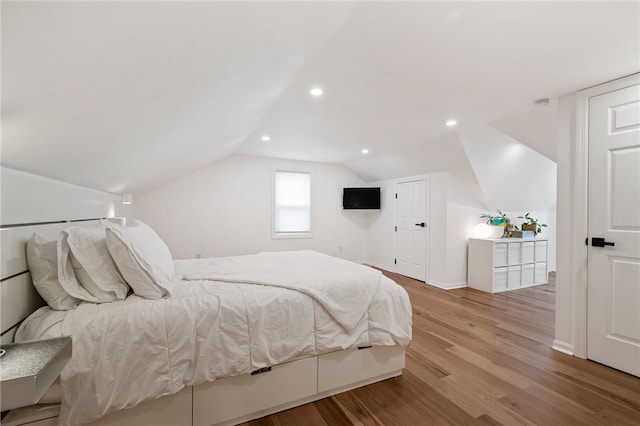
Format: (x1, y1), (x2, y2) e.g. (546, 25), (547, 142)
(587, 83), (640, 377)
(395, 179), (427, 281)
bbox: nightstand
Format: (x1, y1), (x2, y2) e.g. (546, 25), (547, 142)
(0, 337), (72, 411)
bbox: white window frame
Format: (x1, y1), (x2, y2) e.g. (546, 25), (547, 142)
(272, 169), (312, 239)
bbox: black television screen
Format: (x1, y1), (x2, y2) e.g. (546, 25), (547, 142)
(343, 187), (381, 209)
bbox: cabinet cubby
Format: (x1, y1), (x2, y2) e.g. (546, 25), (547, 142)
(468, 238), (548, 293)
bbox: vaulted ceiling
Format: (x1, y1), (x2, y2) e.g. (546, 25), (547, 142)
(2, 1), (639, 196)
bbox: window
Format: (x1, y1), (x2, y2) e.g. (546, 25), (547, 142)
(274, 170), (311, 237)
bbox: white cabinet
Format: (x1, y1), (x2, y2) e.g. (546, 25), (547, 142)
(522, 264), (535, 286)
(522, 242), (535, 264)
(535, 262), (548, 284)
(193, 357), (317, 426)
(317, 346), (405, 393)
(507, 265), (522, 289)
(468, 238), (549, 293)
(508, 243), (521, 265)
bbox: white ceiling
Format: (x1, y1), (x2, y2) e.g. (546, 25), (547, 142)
(2, 1), (639, 195)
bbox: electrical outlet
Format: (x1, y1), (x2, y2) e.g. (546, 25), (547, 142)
(338, 246), (343, 253)
(195, 253), (202, 259)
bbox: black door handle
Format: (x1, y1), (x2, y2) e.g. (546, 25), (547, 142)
(592, 237), (615, 247)
(415, 222), (426, 228)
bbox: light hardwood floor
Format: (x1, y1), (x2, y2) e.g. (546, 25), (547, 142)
(243, 271), (640, 425)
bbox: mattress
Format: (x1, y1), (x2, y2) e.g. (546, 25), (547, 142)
(16, 251), (412, 426)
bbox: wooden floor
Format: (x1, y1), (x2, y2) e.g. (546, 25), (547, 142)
(243, 271), (640, 425)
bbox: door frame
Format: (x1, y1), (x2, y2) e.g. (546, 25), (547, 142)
(561, 73), (640, 359)
(393, 175), (430, 281)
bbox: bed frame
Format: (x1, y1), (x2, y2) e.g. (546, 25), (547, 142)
(0, 168), (406, 426)
(4, 346), (404, 426)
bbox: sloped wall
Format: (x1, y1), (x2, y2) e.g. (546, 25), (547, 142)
(491, 104), (559, 162)
(0, 167), (125, 224)
(458, 122), (557, 212)
(458, 122), (557, 271)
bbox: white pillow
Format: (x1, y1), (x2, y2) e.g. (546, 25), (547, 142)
(105, 220), (173, 299)
(57, 231), (99, 303)
(60, 226), (130, 302)
(26, 234), (80, 311)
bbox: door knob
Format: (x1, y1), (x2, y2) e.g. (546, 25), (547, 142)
(591, 237), (615, 247)
(415, 222), (426, 228)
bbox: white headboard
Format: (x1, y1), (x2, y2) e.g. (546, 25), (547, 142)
(0, 220), (103, 342)
(0, 167), (122, 342)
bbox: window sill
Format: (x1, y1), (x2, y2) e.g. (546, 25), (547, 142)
(272, 232), (313, 240)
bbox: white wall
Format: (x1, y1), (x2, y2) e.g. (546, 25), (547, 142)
(445, 201), (485, 286)
(364, 172), (481, 289)
(552, 74), (639, 357)
(365, 175), (435, 275)
(427, 173), (448, 285)
(430, 172), (485, 288)
(134, 155), (368, 261)
(459, 122), (558, 212)
(0, 167), (126, 224)
(364, 170), (556, 289)
(455, 122), (558, 273)
(364, 179), (396, 271)
(554, 92), (579, 355)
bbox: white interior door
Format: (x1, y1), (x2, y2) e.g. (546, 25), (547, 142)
(395, 179), (427, 281)
(587, 83), (640, 377)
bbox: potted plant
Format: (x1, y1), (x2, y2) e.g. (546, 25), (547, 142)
(480, 210), (510, 226)
(517, 213), (547, 235)
(479, 210), (512, 237)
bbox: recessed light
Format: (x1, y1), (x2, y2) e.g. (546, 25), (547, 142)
(446, 119), (457, 127)
(361, 149), (369, 154)
(261, 135), (271, 142)
(310, 87), (324, 97)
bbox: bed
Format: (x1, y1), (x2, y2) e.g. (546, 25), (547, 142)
(1, 219), (412, 426)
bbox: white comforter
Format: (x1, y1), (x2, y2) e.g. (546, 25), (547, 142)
(16, 251), (412, 426)
(183, 250), (383, 333)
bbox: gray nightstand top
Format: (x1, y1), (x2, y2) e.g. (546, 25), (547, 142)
(0, 336), (72, 411)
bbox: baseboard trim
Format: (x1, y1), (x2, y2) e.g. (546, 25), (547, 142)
(426, 280), (468, 290)
(551, 340), (574, 356)
(361, 263), (468, 291)
(364, 261), (394, 273)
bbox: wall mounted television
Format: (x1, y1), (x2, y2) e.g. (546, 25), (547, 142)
(342, 187), (381, 210)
